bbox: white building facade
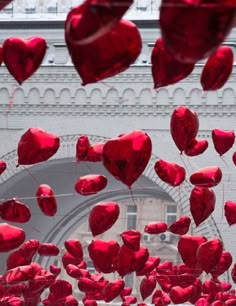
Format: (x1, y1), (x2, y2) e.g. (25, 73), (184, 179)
(0, 1), (236, 301)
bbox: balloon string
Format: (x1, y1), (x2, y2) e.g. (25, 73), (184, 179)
(179, 153), (191, 177)
(222, 182), (225, 219)
(5, 83), (17, 129)
(178, 185), (182, 210)
(129, 187), (136, 207)
(22, 166), (40, 187)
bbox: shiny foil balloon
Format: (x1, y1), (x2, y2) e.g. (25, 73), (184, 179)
(196, 238), (223, 273)
(3, 36), (47, 84)
(120, 230), (141, 251)
(160, 0), (236, 63)
(36, 184), (57, 217)
(74, 174), (107, 196)
(102, 279), (125, 302)
(0, 1), (13, 10)
(0, 223), (25, 252)
(144, 222), (168, 234)
(0, 198), (31, 223)
(64, 239), (83, 259)
(225, 201), (236, 225)
(154, 159), (186, 186)
(168, 216), (191, 235)
(65, 0), (133, 45)
(65, 19), (142, 85)
(211, 251), (233, 278)
(7, 239), (39, 269)
(178, 234), (207, 268)
(76, 135), (90, 162)
(190, 166), (222, 187)
(151, 38), (195, 88)
(0, 160), (6, 175)
(102, 130), (152, 188)
(190, 187), (216, 226)
(184, 138), (208, 157)
(140, 276), (156, 300)
(212, 129), (235, 156)
(38, 243), (60, 256)
(89, 202), (120, 236)
(88, 239), (120, 273)
(201, 46), (234, 91)
(170, 106), (199, 153)
(17, 128), (60, 166)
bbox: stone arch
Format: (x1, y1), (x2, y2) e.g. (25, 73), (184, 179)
(189, 88), (202, 105)
(122, 88), (136, 105)
(74, 88), (87, 104)
(156, 88), (169, 104)
(43, 88), (56, 104)
(0, 134), (222, 249)
(206, 90), (219, 104)
(172, 88), (186, 105)
(13, 88), (25, 104)
(222, 88), (235, 105)
(90, 88), (103, 104)
(0, 88), (10, 105)
(59, 88), (71, 104)
(28, 88), (40, 104)
(106, 88), (119, 104)
(139, 88), (153, 104)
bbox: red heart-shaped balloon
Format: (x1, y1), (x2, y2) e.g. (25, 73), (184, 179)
(74, 174), (107, 196)
(168, 216), (191, 235)
(0, 198), (31, 223)
(211, 251), (233, 278)
(102, 130), (152, 188)
(201, 46), (234, 91)
(36, 184), (57, 217)
(140, 276), (156, 300)
(65, 0), (133, 45)
(225, 201), (236, 225)
(178, 235), (207, 268)
(196, 238), (223, 273)
(3, 36), (47, 84)
(190, 187), (216, 226)
(65, 20), (142, 85)
(88, 239), (120, 273)
(160, 0), (236, 63)
(184, 138), (208, 157)
(190, 166), (222, 187)
(17, 128), (60, 166)
(102, 279), (125, 302)
(0, 1), (13, 10)
(89, 202), (120, 236)
(151, 38), (195, 88)
(154, 159), (186, 186)
(212, 129), (235, 156)
(171, 106), (199, 153)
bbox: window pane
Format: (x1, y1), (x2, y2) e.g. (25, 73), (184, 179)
(167, 205), (177, 213)
(167, 214), (177, 225)
(127, 214), (137, 229)
(127, 205), (137, 213)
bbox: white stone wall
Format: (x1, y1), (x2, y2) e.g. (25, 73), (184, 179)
(0, 19), (236, 284)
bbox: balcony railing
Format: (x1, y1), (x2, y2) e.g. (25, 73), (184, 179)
(0, 0), (160, 20)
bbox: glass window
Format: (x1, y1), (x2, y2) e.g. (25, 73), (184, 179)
(127, 205), (137, 230)
(166, 205), (177, 225)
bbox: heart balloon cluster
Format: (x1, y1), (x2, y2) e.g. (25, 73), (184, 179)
(0, 104), (234, 304)
(0, 0), (234, 89)
(0, 0), (236, 305)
